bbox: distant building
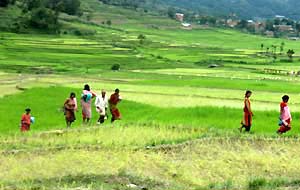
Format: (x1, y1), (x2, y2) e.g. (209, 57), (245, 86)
(181, 23), (192, 29)
(226, 19), (239, 28)
(275, 15), (286, 20)
(274, 25), (294, 32)
(288, 37), (300, 41)
(175, 13), (184, 22)
(265, 30), (274, 37)
(253, 22), (266, 34)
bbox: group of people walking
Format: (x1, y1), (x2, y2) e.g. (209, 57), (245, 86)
(63, 84), (122, 128)
(20, 87), (293, 134)
(240, 90), (292, 134)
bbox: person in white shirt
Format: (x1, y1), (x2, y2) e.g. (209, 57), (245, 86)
(95, 89), (108, 124)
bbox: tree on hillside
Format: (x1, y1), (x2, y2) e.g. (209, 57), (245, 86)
(62, 0), (81, 15)
(167, 7), (176, 19)
(22, 0), (43, 12)
(260, 43), (264, 51)
(29, 7), (59, 31)
(265, 20), (274, 31)
(237, 20), (247, 29)
(266, 47), (270, 54)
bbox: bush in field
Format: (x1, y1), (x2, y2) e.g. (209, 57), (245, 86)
(73, 28), (96, 36)
(111, 63), (120, 71)
(138, 34), (146, 44)
(106, 20), (112, 26)
(137, 34), (146, 40)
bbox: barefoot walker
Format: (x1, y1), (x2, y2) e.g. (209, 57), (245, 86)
(277, 95), (292, 134)
(240, 90), (253, 132)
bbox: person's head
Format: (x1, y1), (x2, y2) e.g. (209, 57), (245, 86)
(245, 90), (252, 98)
(282, 95), (289, 103)
(83, 84), (90, 91)
(25, 108), (31, 114)
(101, 89), (106, 97)
(115, 88), (120, 94)
(70, 92), (76, 99)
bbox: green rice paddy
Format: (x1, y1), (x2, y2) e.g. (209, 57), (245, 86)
(1, 1), (300, 189)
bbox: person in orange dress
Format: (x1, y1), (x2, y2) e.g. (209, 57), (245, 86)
(239, 90), (253, 132)
(109, 88), (122, 123)
(20, 108), (31, 132)
(277, 95), (292, 134)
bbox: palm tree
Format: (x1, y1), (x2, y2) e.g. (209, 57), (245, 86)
(280, 42), (285, 55)
(287, 49), (295, 62)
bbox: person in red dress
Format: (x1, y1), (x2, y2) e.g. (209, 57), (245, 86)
(109, 89), (122, 123)
(239, 90), (253, 132)
(21, 108), (31, 132)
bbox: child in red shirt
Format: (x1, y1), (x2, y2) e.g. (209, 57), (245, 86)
(21, 108), (31, 132)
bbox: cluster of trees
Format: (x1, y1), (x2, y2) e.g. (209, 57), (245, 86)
(1, 0), (81, 32)
(0, 0), (15, 7)
(260, 42), (296, 62)
(157, 0), (300, 20)
(99, 0), (145, 10)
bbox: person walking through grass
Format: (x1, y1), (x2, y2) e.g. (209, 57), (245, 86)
(239, 90), (253, 132)
(109, 88), (122, 123)
(95, 89), (108, 124)
(64, 92), (77, 128)
(20, 108), (31, 132)
(80, 84), (96, 124)
(277, 95), (292, 134)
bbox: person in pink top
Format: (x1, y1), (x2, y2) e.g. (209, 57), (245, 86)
(277, 95), (292, 134)
(80, 84), (96, 124)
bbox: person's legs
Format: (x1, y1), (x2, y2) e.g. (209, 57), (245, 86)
(100, 115), (105, 124)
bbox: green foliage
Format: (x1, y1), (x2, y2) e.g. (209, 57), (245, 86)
(248, 178), (267, 190)
(0, 0), (9, 7)
(287, 49), (295, 61)
(62, 0), (81, 15)
(29, 7), (59, 31)
(99, 0), (145, 10)
(106, 19), (112, 25)
(111, 63), (120, 71)
(158, 0), (300, 19)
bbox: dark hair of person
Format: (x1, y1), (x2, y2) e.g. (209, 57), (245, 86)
(115, 88), (120, 93)
(25, 108), (31, 112)
(282, 95), (289, 102)
(83, 84), (90, 91)
(245, 90), (252, 96)
(70, 92), (76, 98)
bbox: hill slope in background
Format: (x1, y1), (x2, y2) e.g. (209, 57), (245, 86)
(160, 0), (300, 19)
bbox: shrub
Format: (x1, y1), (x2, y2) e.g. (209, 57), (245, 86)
(248, 178), (267, 190)
(111, 64), (120, 71)
(106, 20), (112, 25)
(73, 28), (96, 36)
